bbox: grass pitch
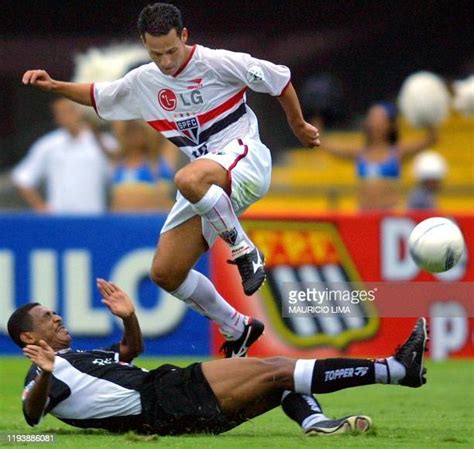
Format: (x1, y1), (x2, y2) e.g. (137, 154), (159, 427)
(0, 357), (472, 448)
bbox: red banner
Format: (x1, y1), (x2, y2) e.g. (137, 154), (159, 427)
(210, 213), (474, 360)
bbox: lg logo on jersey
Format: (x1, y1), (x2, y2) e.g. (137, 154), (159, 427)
(158, 88), (203, 111)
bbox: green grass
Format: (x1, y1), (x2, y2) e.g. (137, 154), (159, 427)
(0, 357), (473, 448)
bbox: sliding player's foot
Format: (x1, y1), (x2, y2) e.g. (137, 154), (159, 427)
(394, 317), (429, 388)
(305, 415), (372, 436)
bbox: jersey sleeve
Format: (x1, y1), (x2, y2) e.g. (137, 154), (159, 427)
(210, 49), (291, 96)
(92, 71), (142, 120)
(11, 138), (49, 188)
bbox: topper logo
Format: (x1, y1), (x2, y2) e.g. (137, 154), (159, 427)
(158, 89), (177, 111)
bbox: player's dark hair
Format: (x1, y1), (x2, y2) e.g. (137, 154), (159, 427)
(137, 3), (183, 37)
(7, 303), (40, 348)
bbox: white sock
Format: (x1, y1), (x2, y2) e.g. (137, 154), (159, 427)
(191, 184), (254, 258)
(375, 357), (406, 384)
(171, 269), (246, 340)
(386, 357), (406, 384)
(293, 359), (316, 394)
(302, 414), (331, 429)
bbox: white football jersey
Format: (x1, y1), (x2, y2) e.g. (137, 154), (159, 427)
(92, 44), (290, 160)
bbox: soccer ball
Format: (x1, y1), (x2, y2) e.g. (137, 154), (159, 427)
(409, 217), (465, 273)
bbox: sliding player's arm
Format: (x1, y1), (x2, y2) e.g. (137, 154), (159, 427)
(22, 341), (55, 426)
(96, 278), (144, 362)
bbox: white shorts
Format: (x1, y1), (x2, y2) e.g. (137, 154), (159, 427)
(160, 137), (272, 247)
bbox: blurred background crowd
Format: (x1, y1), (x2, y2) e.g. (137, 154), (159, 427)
(0, 0), (472, 214)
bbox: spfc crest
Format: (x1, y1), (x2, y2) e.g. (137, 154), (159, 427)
(176, 117), (200, 144)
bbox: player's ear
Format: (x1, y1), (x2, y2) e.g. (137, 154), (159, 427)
(180, 28), (188, 44)
(20, 331), (36, 346)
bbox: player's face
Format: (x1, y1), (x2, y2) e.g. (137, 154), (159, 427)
(23, 305), (72, 350)
(142, 28), (188, 76)
(365, 105), (391, 141)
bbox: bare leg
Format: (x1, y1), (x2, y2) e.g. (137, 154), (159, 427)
(151, 216), (247, 339)
(202, 319), (429, 417)
(151, 215), (207, 292)
(174, 159), (228, 203)
(230, 391), (282, 422)
(201, 357), (295, 415)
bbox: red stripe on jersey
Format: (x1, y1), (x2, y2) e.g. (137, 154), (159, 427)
(90, 83), (99, 116)
(147, 119), (177, 132)
(173, 45), (197, 78)
(227, 138), (249, 195)
(198, 87), (247, 127)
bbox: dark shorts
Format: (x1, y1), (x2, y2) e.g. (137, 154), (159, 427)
(139, 363), (244, 435)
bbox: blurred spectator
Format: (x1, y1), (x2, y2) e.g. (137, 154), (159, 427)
(110, 120), (174, 211)
(11, 98), (116, 214)
(407, 150), (448, 210)
(319, 102), (438, 210)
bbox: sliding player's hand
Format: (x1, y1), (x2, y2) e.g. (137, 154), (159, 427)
(97, 278), (136, 319)
(23, 340), (55, 373)
(22, 70), (55, 92)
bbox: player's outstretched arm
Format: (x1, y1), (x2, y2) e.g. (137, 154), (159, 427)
(22, 70), (93, 106)
(277, 82), (320, 148)
(97, 278), (145, 362)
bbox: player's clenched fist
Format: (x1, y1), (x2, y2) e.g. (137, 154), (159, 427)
(294, 121), (321, 148)
(22, 70), (55, 91)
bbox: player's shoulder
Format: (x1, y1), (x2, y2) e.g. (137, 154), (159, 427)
(194, 45), (251, 75)
(126, 61), (159, 80)
(197, 44), (250, 62)
(128, 61), (156, 74)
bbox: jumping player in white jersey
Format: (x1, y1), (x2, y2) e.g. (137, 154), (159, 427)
(21, 3), (320, 357)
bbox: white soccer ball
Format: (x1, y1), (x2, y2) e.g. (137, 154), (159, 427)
(409, 217), (465, 273)
(398, 72), (450, 127)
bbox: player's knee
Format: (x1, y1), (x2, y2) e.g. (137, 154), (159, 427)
(150, 262), (183, 292)
(174, 166), (203, 194)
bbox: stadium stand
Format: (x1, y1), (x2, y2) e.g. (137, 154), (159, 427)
(250, 114), (473, 213)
